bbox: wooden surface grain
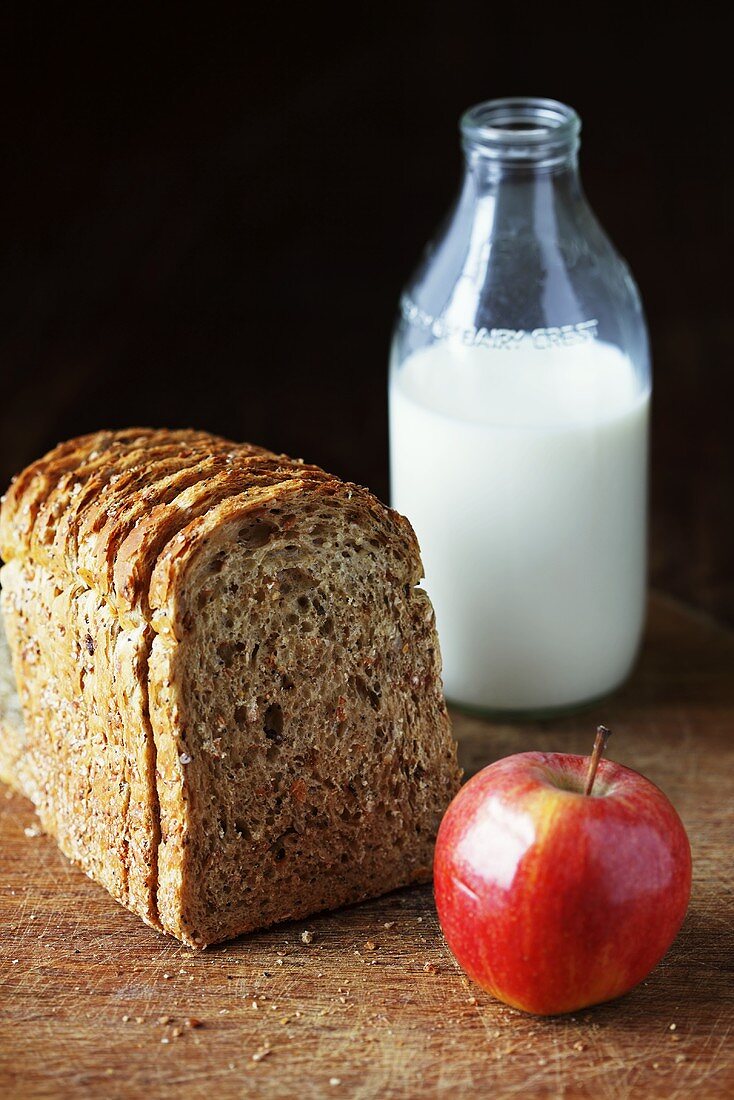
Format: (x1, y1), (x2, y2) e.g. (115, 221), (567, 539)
(0, 593), (732, 1099)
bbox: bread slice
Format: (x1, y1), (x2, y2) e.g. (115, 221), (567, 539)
(0, 430), (460, 946)
(147, 477), (459, 945)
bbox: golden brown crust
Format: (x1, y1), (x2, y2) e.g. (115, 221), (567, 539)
(72, 443), (269, 592)
(0, 432), (112, 550)
(76, 450), (249, 595)
(0, 430), (156, 564)
(31, 434), (189, 559)
(33, 433), (238, 577)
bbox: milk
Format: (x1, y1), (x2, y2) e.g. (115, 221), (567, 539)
(389, 341), (649, 712)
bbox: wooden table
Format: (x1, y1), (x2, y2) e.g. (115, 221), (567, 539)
(1, 594), (732, 1099)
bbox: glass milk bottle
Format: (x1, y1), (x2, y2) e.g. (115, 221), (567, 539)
(389, 97), (650, 716)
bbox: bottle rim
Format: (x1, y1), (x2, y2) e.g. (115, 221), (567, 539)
(460, 97), (580, 161)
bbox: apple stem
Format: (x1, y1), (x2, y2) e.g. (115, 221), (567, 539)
(584, 726), (612, 796)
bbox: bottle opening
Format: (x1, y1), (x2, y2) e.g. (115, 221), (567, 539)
(461, 97), (580, 163)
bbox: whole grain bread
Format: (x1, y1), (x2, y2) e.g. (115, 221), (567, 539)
(0, 429), (460, 946)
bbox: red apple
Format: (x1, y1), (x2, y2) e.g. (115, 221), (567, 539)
(434, 737), (692, 1015)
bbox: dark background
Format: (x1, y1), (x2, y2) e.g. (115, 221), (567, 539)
(1, 8), (732, 623)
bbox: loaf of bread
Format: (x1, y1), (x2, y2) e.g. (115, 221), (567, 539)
(0, 429), (460, 946)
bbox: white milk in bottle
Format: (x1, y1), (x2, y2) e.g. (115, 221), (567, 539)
(389, 340), (649, 712)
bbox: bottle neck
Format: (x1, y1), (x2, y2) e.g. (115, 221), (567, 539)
(460, 97), (581, 181)
(463, 147), (581, 187)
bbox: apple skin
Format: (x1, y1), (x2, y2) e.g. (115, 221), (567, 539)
(434, 752), (692, 1016)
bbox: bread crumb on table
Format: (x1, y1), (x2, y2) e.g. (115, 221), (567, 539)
(301, 930), (315, 944)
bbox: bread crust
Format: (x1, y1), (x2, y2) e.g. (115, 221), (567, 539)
(0, 430), (156, 564)
(76, 449), (253, 595)
(35, 436), (242, 577)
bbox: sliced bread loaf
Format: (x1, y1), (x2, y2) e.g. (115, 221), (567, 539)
(0, 430), (460, 945)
